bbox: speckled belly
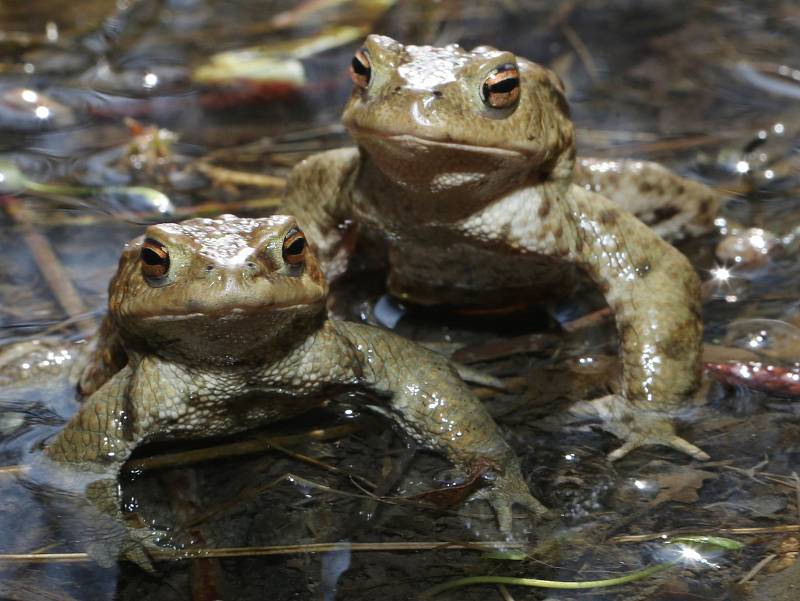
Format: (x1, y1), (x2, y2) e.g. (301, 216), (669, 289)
(386, 238), (578, 308)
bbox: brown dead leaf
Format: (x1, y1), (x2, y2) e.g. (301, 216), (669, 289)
(653, 467), (716, 505)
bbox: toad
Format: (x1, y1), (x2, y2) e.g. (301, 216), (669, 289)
(282, 35), (716, 461)
(35, 214), (542, 567)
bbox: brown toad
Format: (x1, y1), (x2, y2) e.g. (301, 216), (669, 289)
(282, 35), (717, 461)
(32, 214), (542, 567)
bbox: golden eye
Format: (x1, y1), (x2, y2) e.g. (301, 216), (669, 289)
(349, 48), (371, 89)
(282, 228), (307, 266)
(481, 64), (520, 109)
(140, 239), (170, 279)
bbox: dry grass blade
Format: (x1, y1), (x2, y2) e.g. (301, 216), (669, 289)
(125, 422), (368, 472)
(738, 554), (777, 584)
(560, 24), (599, 83)
(610, 524), (800, 544)
(3, 196), (96, 339)
(194, 162), (286, 189)
(268, 442), (377, 489)
(0, 540), (526, 564)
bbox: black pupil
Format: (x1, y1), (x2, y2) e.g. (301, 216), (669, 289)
(286, 238), (306, 255)
(352, 55), (369, 76)
(488, 76), (519, 94)
(141, 247), (167, 265)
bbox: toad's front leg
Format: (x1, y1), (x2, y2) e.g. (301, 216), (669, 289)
(44, 362), (186, 570)
(470, 183), (708, 461)
(326, 321), (547, 532)
(562, 185), (708, 460)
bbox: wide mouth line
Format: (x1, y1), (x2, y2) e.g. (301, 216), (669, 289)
(350, 127), (524, 157)
(139, 301), (319, 321)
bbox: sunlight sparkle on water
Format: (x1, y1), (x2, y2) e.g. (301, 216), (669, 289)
(21, 89), (38, 103)
(711, 266), (731, 282)
(143, 72), (159, 89)
(681, 546), (704, 562)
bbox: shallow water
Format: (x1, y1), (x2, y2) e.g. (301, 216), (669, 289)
(0, 1), (799, 600)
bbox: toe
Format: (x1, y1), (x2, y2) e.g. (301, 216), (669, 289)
(666, 435), (710, 461)
(491, 498), (514, 533)
(607, 438), (642, 462)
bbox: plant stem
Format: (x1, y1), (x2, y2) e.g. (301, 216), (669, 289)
(422, 559), (678, 598)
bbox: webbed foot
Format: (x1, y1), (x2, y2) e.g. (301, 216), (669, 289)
(83, 478), (175, 572)
(85, 516), (175, 572)
(569, 394), (709, 462)
(470, 461), (549, 533)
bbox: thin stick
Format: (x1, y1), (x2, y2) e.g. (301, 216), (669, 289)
(610, 524), (800, 544)
(125, 422), (366, 472)
(268, 442), (377, 489)
(794, 472), (800, 522)
(0, 540), (527, 564)
(738, 554), (776, 584)
(4, 196), (96, 338)
(194, 162), (286, 189)
(560, 24), (598, 83)
(562, 308), (612, 333)
(0, 465), (28, 476)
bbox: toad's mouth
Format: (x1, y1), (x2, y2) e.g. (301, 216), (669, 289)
(352, 129), (526, 159)
(138, 302), (321, 322)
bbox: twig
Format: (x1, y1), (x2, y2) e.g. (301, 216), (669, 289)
(738, 554), (776, 584)
(15, 195), (283, 228)
(794, 472), (800, 522)
(0, 540), (527, 564)
(0, 465), (28, 476)
(194, 162), (286, 189)
(268, 442), (377, 489)
(3, 196), (96, 339)
(609, 524), (800, 544)
(562, 307), (612, 333)
(497, 584), (517, 601)
(125, 422), (367, 472)
(560, 24), (599, 83)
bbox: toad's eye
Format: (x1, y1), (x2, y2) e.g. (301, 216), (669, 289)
(350, 48), (371, 89)
(481, 64), (520, 109)
(282, 228), (307, 266)
(140, 239), (170, 279)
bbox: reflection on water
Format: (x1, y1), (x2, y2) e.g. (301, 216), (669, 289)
(1, 0), (800, 599)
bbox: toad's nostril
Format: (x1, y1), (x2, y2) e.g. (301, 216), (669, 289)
(246, 262), (257, 270)
(204, 265), (214, 272)
(433, 90), (443, 98)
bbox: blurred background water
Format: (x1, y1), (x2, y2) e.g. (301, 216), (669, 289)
(0, 1), (799, 599)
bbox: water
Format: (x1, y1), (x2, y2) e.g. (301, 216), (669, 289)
(0, 1), (799, 599)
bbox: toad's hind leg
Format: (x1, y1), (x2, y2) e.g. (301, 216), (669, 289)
(574, 157), (720, 240)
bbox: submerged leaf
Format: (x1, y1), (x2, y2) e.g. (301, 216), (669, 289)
(706, 361), (800, 398)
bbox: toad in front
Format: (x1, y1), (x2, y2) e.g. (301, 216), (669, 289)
(39, 214), (541, 567)
(282, 35), (715, 461)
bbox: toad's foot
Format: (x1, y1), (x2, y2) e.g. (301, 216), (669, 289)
(471, 461), (549, 533)
(568, 394), (709, 462)
(83, 478), (174, 572)
(86, 520), (172, 573)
